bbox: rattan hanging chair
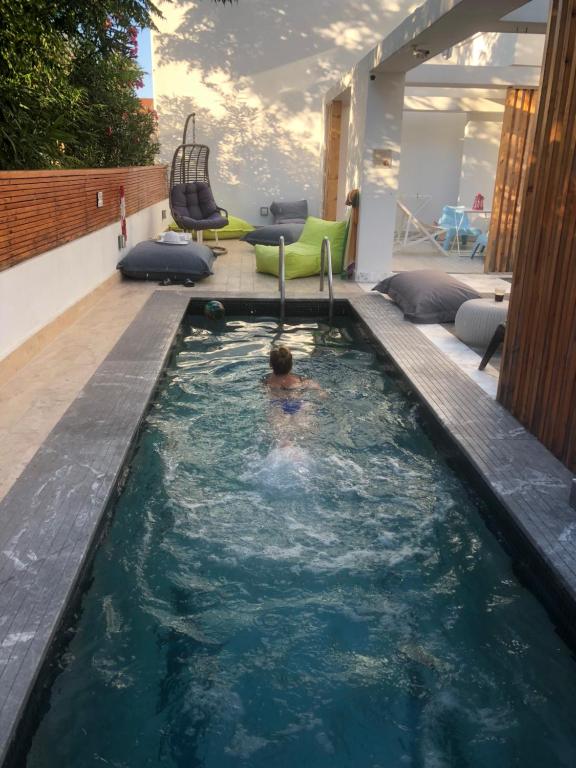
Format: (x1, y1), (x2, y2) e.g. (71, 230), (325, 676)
(168, 113), (228, 254)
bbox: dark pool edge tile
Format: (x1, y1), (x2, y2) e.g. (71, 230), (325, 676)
(0, 291), (191, 767)
(349, 293), (576, 646)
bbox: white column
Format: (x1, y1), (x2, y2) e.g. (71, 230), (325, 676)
(354, 71), (405, 283)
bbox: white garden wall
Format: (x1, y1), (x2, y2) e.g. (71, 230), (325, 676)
(0, 201), (167, 361)
(399, 112), (468, 223)
(151, 0), (421, 225)
(458, 115), (503, 215)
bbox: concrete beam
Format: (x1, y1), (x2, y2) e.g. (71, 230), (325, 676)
(406, 86), (508, 101)
(469, 2), (549, 33)
(502, 0), (550, 23)
(404, 95), (505, 112)
(372, 0), (532, 74)
(481, 21), (547, 33)
(405, 65), (542, 89)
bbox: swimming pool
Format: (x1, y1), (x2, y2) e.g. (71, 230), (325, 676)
(26, 317), (576, 767)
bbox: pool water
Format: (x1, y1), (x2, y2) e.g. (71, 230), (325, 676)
(27, 318), (576, 768)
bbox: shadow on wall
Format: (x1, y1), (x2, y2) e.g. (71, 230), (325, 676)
(154, 0), (420, 221)
(459, 118), (503, 210)
(445, 32), (513, 67)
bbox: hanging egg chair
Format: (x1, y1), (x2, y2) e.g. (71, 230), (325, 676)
(169, 113), (228, 254)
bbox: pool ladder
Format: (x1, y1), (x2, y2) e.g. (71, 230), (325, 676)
(278, 236), (286, 322)
(320, 236), (334, 324)
(278, 235), (334, 324)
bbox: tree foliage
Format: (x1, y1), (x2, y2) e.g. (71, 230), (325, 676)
(0, 0), (161, 169)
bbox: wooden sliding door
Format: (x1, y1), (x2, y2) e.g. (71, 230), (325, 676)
(485, 88), (537, 273)
(498, 0), (576, 471)
(322, 100), (342, 221)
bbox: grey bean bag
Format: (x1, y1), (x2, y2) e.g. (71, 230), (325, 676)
(118, 240), (215, 281)
(373, 270), (481, 323)
(242, 222), (305, 246)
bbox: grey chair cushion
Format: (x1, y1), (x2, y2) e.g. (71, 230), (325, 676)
(117, 240), (215, 281)
(270, 199), (308, 224)
(242, 222), (304, 246)
(170, 182), (228, 230)
(373, 270), (481, 323)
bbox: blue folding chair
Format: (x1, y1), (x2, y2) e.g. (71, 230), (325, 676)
(435, 206), (481, 251)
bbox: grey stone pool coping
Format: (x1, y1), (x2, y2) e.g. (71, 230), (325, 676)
(0, 288), (575, 764)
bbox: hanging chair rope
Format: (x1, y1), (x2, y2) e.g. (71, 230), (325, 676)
(182, 112), (197, 145)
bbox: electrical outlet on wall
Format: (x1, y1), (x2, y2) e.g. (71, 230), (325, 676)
(260, 206), (269, 217)
(96, 191), (104, 208)
(161, 209), (167, 220)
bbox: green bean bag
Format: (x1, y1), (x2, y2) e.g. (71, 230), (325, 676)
(168, 214), (254, 241)
(254, 216), (348, 279)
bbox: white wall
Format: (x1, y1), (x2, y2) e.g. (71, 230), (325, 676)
(399, 112), (467, 222)
(152, 0), (421, 225)
(458, 115), (502, 217)
(0, 200), (167, 361)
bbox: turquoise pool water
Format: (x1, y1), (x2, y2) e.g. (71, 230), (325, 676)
(27, 318), (576, 767)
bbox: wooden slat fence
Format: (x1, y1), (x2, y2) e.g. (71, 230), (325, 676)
(485, 88), (538, 273)
(0, 165), (168, 273)
(498, 0), (576, 472)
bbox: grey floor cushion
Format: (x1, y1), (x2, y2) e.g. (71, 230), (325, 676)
(118, 240), (215, 281)
(270, 199), (308, 223)
(242, 222), (304, 246)
(373, 270), (481, 323)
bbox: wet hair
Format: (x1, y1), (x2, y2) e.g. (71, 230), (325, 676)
(270, 346), (293, 375)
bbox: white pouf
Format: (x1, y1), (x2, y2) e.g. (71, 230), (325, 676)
(455, 298), (509, 347)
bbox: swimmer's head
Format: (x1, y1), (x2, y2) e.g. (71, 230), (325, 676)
(270, 346), (293, 375)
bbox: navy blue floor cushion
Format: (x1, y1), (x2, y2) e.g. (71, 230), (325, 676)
(118, 240), (215, 281)
(242, 222), (304, 246)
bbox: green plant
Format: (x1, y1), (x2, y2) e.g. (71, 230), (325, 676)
(0, 0), (162, 168)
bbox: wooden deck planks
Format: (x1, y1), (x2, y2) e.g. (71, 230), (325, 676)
(350, 293), (576, 613)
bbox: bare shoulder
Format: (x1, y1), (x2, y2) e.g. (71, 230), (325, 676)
(301, 378), (327, 396)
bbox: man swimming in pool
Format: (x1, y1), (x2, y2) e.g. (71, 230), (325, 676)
(263, 346), (322, 415)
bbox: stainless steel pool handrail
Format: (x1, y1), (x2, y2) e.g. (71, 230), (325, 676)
(319, 236), (334, 324)
(278, 236), (286, 322)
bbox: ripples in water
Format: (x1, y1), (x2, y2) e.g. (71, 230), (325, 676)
(27, 319), (576, 768)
